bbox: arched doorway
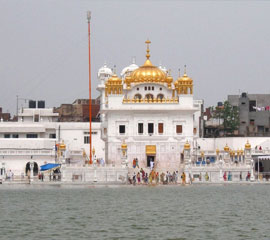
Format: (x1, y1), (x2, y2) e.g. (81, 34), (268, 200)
(157, 94), (164, 100)
(134, 94), (142, 100)
(25, 162), (39, 176)
(145, 94), (154, 100)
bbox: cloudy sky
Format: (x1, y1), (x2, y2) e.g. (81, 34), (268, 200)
(0, 0), (269, 115)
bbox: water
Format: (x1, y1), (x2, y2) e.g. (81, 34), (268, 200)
(0, 184), (270, 240)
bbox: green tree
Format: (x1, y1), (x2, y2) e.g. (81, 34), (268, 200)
(223, 101), (239, 135)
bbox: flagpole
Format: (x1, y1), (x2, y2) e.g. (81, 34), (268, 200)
(87, 11), (92, 164)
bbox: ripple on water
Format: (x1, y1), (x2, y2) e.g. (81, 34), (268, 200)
(0, 185), (270, 240)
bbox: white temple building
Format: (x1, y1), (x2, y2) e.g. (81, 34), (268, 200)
(97, 40), (203, 170)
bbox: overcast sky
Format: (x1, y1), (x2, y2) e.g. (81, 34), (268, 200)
(1, 0), (270, 115)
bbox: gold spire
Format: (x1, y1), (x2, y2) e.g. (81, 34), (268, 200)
(245, 140), (251, 149)
(184, 140), (190, 150)
(145, 39), (151, 60)
(184, 64), (187, 75)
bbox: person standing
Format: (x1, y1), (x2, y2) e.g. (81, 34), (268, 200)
(137, 172), (141, 184)
(175, 171), (179, 184)
(181, 172), (186, 185)
(223, 172), (227, 181)
(133, 172), (136, 185)
(156, 172), (159, 184)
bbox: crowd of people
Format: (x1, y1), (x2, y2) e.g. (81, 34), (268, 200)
(128, 168), (188, 185)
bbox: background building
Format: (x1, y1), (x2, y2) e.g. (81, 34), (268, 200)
(54, 98), (100, 122)
(228, 93), (270, 137)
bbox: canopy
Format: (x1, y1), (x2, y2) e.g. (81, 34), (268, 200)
(40, 163), (61, 172)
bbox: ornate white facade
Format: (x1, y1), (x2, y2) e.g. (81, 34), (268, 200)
(97, 40), (202, 170)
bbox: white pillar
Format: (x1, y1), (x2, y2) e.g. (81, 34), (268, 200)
(219, 159), (223, 182)
(30, 162), (34, 183)
(250, 159), (255, 182)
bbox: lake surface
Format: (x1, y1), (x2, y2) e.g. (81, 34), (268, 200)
(0, 184), (270, 240)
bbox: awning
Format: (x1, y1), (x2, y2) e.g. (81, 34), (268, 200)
(40, 163), (61, 172)
(146, 145), (156, 155)
(258, 156), (270, 160)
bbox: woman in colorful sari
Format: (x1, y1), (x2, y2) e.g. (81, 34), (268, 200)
(156, 172), (159, 184)
(181, 172), (186, 185)
(223, 172), (227, 181)
(137, 172), (141, 184)
(149, 171), (153, 184)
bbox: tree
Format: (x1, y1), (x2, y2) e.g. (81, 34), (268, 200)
(223, 101), (239, 135)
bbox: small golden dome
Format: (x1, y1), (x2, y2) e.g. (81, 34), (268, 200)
(224, 144), (230, 152)
(245, 140), (251, 149)
(178, 66), (193, 83)
(121, 140), (127, 149)
(184, 140), (190, 150)
(107, 73), (122, 84)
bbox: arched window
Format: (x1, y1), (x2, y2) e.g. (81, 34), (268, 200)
(157, 94), (164, 100)
(134, 94), (142, 100)
(145, 94), (154, 100)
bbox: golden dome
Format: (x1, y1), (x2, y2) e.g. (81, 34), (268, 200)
(184, 140), (190, 150)
(128, 40), (169, 84)
(224, 144), (230, 152)
(245, 140), (251, 149)
(130, 60), (167, 83)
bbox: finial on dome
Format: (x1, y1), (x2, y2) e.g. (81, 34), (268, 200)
(113, 65), (116, 74)
(184, 65), (187, 75)
(132, 56), (136, 64)
(145, 39), (151, 60)
(178, 68), (181, 77)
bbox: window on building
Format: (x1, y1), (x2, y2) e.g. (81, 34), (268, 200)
(193, 128), (197, 135)
(137, 88), (139, 91)
(250, 119), (255, 125)
(34, 114), (39, 122)
(49, 134), (56, 139)
(145, 86), (147, 91)
(4, 134), (10, 138)
(152, 86), (154, 91)
(249, 100), (256, 112)
(176, 125), (182, 134)
(12, 134), (19, 138)
(119, 125), (126, 134)
(148, 86), (151, 90)
(148, 123), (154, 134)
(104, 128), (107, 135)
(160, 88), (162, 91)
(258, 126), (265, 133)
(26, 134), (38, 138)
(138, 123), (143, 134)
(84, 136), (89, 144)
(158, 123), (163, 134)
